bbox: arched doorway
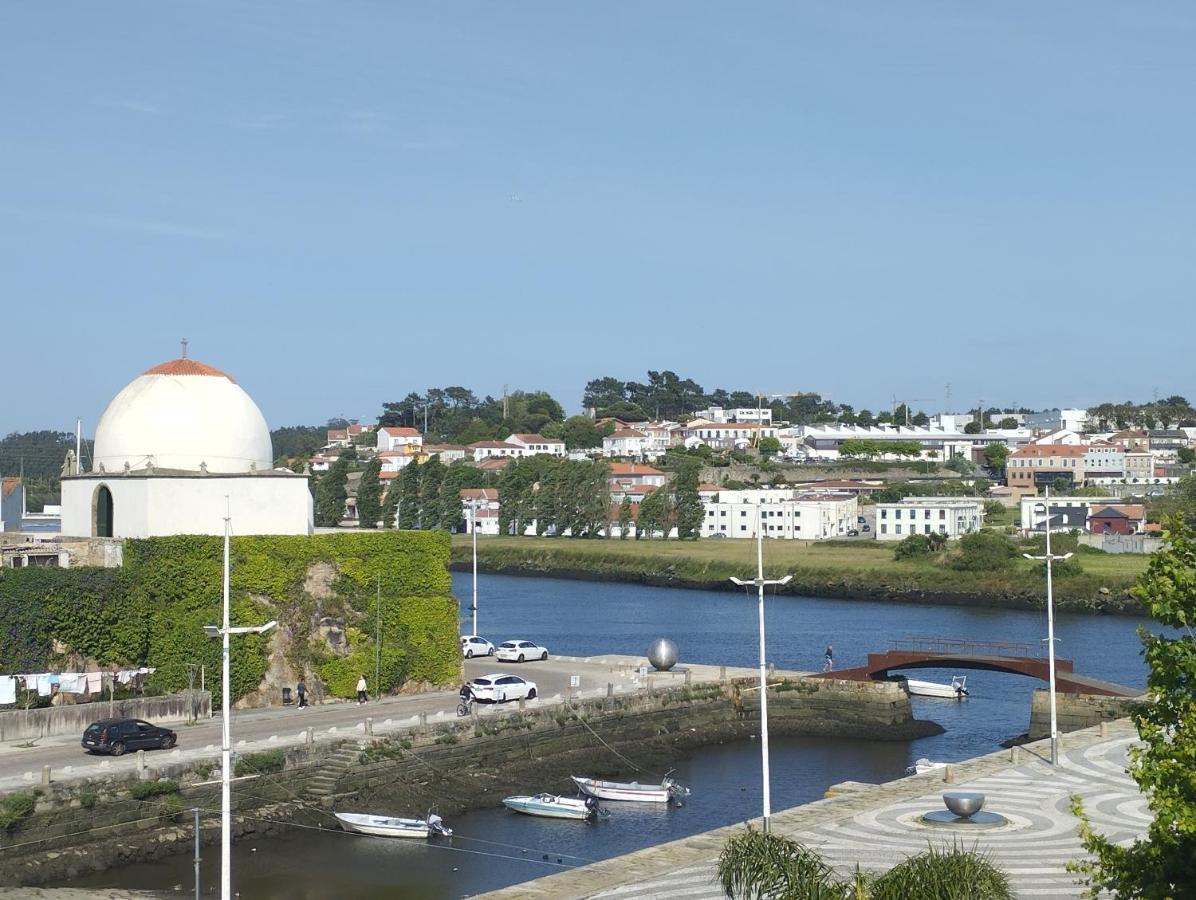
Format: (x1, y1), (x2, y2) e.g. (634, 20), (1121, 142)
(94, 485), (114, 538)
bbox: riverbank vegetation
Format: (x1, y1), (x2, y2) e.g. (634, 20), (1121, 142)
(450, 534), (1148, 611)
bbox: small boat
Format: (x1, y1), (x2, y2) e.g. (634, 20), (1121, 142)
(334, 811), (452, 839)
(905, 757), (947, 776)
(902, 675), (968, 699)
(571, 773), (690, 804)
(502, 793), (602, 820)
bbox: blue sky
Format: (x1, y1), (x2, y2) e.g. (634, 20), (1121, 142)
(3, 2), (1194, 433)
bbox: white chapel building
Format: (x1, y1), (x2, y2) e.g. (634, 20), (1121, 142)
(60, 356), (313, 538)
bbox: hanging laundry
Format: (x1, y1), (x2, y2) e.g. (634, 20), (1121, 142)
(34, 675), (53, 697)
(0, 676), (16, 705)
(47, 673), (60, 686)
(85, 672), (104, 695)
(58, 673), (86, 694)
(117, 670), (134, 685)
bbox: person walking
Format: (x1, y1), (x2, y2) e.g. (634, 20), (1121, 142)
(296, 676), (307, 709)
(356, 674), (368, 705)
(823, 644), (834, 673)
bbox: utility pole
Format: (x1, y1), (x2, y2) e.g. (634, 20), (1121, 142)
(75, 418), (82, 476)
(202, 503), (276, 900)
(375, 576), (381, 703)
(1022, 485), (1071, 767)
(729, 506), (792, 832)
(470, 499), (479, 636)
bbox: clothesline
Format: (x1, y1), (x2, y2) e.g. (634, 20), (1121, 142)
(0, 668), (157, 706)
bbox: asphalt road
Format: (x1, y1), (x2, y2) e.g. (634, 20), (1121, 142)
(0, 656), (665, 791)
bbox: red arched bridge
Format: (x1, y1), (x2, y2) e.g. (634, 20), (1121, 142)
(820, 636), (1139, 697)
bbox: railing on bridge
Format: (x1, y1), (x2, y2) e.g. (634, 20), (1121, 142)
(889, 635), (1043, 659)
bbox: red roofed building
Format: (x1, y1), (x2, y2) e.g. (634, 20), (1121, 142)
(376, 426), (423, 453)
(1006, 444), (1086, 496)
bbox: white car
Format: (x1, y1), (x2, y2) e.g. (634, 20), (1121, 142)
(467, 673), (538, 703)
(460, 635), (495, 659)
(495, 640), (549, 663)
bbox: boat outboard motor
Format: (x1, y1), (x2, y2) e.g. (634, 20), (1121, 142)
(427, 813), (452, 837)
(584, 795), (601, 817)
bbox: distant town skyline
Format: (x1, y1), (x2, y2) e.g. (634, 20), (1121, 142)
(3, 2), (1194, 433)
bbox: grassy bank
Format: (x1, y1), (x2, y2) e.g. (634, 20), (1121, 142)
(450, 535), (1148, 614)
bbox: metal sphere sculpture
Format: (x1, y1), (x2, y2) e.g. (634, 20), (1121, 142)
(647, 638), (679, 671)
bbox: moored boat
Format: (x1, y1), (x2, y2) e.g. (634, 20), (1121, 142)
(904, 757), (947, 776)
(334, 811), (452, 839)
(570, 773), (690, 803)
(902, 675), (968, 699)
(502, 793), (601, 820)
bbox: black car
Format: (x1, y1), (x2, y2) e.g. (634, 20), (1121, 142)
(82, 718), (177, 756)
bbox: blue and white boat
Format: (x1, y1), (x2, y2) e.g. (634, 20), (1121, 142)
(502, 793), (601, 820)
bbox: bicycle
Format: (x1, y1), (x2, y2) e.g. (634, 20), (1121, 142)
(456, 697), (474, 717)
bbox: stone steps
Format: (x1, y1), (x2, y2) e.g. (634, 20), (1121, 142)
(304, 745), (363, 798)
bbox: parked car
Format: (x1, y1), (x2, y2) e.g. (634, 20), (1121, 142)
(82, 719), (176, 756)
(857, 516), (867, 524)
(467, 673), (538, 703)
(862, 524), (871, 532)
(496, 640), (549, 663)
(460, 635), (495, 658)
(708, 532), (727, 539)
(846, 528), (860, 536)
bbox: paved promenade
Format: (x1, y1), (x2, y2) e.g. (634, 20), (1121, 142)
(0, 655), (757, 792)
(479, 720), (1145, 900)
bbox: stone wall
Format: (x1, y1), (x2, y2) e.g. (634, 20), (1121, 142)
(0, 676), (932, 886)
(1028, 688), (1141, 739)
(0, 692), (210, 742)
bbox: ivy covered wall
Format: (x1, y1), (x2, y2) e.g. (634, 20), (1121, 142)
(0, 531), (458, 704)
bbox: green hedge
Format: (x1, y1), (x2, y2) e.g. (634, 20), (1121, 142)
(0, 531), (458, 705)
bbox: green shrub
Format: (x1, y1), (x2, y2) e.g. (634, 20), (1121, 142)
(78, 791), (98, 810)
(718, 827), (845, 899)
(0, 793), (35, 831)
(157, 793), (184, 821)
(129, 779), (179, 801)
(868, 842), (1013, 899)
(951, 530), (1018, 571)
(234, 749), (286, 777)
(893, 533), (946, 560)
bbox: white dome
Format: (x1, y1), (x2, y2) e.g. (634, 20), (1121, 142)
(92, 358), (273, 474)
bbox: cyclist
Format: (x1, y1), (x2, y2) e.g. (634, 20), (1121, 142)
(457, 682), (475, 715)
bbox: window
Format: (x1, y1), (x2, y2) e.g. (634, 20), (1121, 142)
(924, 524), (931, 534)
(939, 509), (946, 519)
(881, 524), (888, 534)
(895, 524), (903, 535)
(740, 525), (747, 532)
(880, 509), (887, 519)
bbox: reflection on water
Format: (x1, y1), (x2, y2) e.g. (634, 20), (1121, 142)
(59, 573), (1150, 898)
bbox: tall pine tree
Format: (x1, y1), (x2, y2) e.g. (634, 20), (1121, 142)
(418, 456), (445, 529)
(397, 461), (421, 529)
(673, 459), (704, 540)
(314, 451), (353, 527)
(356, 458), (382, 528)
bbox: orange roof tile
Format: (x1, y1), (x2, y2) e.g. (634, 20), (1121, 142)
(143, 358), (234, 381)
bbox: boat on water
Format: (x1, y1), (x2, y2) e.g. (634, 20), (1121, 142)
(502, 793), (602, 820)
(901, 674), (968, 699)
(905, 757), (947, 776)
(334, 811), (452, 839)
(570, 773), (690, 804)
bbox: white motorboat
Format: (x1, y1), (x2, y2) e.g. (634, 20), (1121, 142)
(334, 811), (452, 839)
(571, 773), (690, 804)
(502, 793), (601, 820)
(905, 757), (947, 776)
(902, 675), (968, 699)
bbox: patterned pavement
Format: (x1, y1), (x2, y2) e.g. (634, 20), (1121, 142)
(478, 722), (1146, 900)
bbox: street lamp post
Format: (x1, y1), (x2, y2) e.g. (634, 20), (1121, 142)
(203, 511), (277, 900)
(1022, 487), (1072, 767)
(470, 498), (479, 636)
(730, 504), (792, 832)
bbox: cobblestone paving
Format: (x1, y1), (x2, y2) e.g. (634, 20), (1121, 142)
(479, 722), (1145, 900)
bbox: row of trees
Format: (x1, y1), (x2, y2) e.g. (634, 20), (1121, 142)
(497, 457), (612, 538)
(1085, 396), (1195, 431)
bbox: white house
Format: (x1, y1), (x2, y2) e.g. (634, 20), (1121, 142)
(874, 498), (985, 541)
(603, 428), (647, 457)
(469, 440), (523, 460)
(1083, 443), (1125, 479)
(506, 433), (566, 457)
(685, 422), (778, 449)
(1018, 495), (1119, 534)
(422, 443), (470, 463)
(377, 450), (418, 473)
(701, 490), (858, 541)
(460, 487), (500, 534)
(376, 426), (423, 453)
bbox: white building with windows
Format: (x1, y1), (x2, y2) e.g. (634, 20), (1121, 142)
(1025, 409), (1089, 434)
(506, 433), (566, 457)
(376, 426), (423, 453)
(875, 497), (985, 541)
(700, 490), (857, 541)
(685, 422), (778, 449)
(603, 428), (647, 457)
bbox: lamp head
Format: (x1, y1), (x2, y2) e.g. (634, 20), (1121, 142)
(202, 625), (221, 638)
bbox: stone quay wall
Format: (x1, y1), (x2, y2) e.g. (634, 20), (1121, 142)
(1028, 688), (1141, 740)
(0, 676), (932, 886)
(0, 692), (211, 743)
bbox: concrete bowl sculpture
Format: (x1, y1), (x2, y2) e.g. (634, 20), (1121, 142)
(647, 639), (679, 671)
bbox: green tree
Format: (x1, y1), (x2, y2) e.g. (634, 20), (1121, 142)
(1072, 515), (1196, 897)
(618, 496), (633, 539)
(673, 459), (704, 540)
(417, 456), (445, 529)
(313, 451), (353, 527)
(997, 416), (1019, 429)
(983, 443), (1010, 470)
(381, 475), (401, 528)
(964, 421), (982, 434)
(561, 416), (604, 450)
(946, 455), (975, 475)
(951, 530), (1017, 571)
(1178, 446), (1195, 466)
(397, 462), (421, 529)
(636, 486), (670, 539)
(355, 458), (382, 529)
(758, 436), (782, 456)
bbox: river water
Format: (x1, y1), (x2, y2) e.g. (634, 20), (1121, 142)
(63, 572), (1152, 898)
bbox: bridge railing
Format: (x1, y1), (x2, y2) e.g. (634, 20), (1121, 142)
(889, 635), (1042, 659)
